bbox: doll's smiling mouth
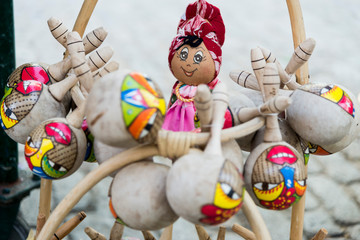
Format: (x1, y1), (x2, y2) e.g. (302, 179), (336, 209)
(181, 67), (197, 77)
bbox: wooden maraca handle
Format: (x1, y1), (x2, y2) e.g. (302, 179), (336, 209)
(229, 71), (260, 91)
(285, 37), (316, 75)
(93, 61), (120, 81)
(48, 17), (108, 53)
(51, 212), (86, 240)
(204, 81), (229, 155)
(194, 84), (213, 132)
(47, 24), (107, 82)
(260, 47), (301, 90)
(110, 221), (124, 240)
(251, 47), (266, 101)
(237, 96), (292, 123)
(47, 17), (68, 48)
(84, 227), (106, 240)
(262, 63), (282, 143)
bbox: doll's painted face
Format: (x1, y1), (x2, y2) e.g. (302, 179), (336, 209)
(171, 41), (215, 86)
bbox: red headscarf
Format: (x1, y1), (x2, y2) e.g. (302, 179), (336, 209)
(168, 0), (225, 79)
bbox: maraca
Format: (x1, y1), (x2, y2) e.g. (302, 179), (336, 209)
(85, 69), (166, 148)
(24, 32), (93, 179)
(243, 59), (306, 210)
(286, 82), (360, 154)
(166, 82), (245, 225)
(109, 160), (179, 230)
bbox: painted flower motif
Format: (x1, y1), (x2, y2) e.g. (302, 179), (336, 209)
(200, 203), (242, 225)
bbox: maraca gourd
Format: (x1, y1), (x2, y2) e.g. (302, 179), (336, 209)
(166, 83), (245, 225)
(1, 25), (112, 144)
(243, 62), (307, 210)
(109, 160), (179, 230)
(286, 82), (360, 154)
(1, 78), (68, 143)
(85, 70), (166, 148)
(25, 117), (86, 179)
(24, 32), (96, 179)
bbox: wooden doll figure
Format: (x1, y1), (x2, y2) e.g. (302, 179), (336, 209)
(162, 0), (232, 132)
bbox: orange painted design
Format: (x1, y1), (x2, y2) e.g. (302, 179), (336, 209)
(253, 182), (284, 202)
(109, 198), (118, 219)
(24, 142), (37, 157)
(130, 72), (158, 96)
(294, 180), (307, 196)
(128, 108), (156, 139)
(309, 143), (331, 155)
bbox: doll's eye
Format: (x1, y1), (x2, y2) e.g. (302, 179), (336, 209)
(193, 51), (203, 64)
(180, 47), (189, 61)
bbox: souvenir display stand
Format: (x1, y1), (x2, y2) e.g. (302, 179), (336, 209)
(3, 0), (357, 239)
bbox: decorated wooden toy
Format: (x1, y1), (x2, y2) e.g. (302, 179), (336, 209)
(85, 69), (166, 148)
(166, 82), (245, 225)
(109, 160), (179, 230)
(24, 32), (90, 179)
(1, 24), (111, 144)
(243, 62), (307, 210)
(162, 0), (233, 132)
(286, 82), (360, 155)
(230, 39), (360, 156)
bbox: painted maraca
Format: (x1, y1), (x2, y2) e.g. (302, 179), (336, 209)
(109, 160), (179, 230)
(166, 82), (245, 225)
(286, 82), (360, 155)
(24, 32), (90, 179)
(243, 58), (306, 210)
(85, 69), (166, 148)
(1, 46), (113, 144)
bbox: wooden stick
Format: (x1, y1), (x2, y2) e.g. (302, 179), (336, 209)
(51, 211), (86, 240)
(286, 0), (308, 85)
(36, 213), (46, 238)
(63, 0), (99, 58)
(195, 224), (212, 240)
(287, 0), (308, 239)
(290, 191), (306, 240)
(73, 0), (99, 38)
(142, 231), (156, 240)
(38, 179), (52, 220)
(232, 223), (256, 240)
(216, 226), (226, 240)
(159, 225), (173, 240)
(27, 229), (36, 240)
(310, 228), (328, 240)
(84, 227), (106, 240)
(36, 179), (52, 238)
(109, 221), (124, 240)
(242, 191), (271, 240)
